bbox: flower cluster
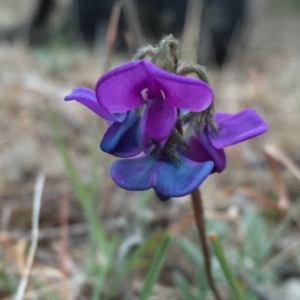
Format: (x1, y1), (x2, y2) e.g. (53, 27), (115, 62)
(65, 36), (267, 201)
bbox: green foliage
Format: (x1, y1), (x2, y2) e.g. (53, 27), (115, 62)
(0, 269), (17, 295)
(210, 234), (244, 300)
(52, 111), (116, 298)
(138, 232), (171, 300)
(125, 232), (168, 271)
(174, 209), (292, 300)
(174, 272), (198, 300)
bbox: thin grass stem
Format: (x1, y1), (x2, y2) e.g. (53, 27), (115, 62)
(209, 233), (244, 300)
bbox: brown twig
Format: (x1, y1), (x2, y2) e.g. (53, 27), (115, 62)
(264, 144), (300, 182)
(191, 189), (223, 300)
(264, 145), (290, 210)
(239, 188), (280, 211)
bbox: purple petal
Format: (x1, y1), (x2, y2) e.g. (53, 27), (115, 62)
(153, 154), (214, 198)
(110, 154), (158, 191)
(141, 100), (177, 146)
(64, 86), (126, 122)
(214, 113), (231, 123)
(100, 111), (142, 157)
(143, 60), (213, 111)
(96, 61), (151, 113)
(210, 109), (268, 149)
(96, 60), (213, 113)
(183, 128), (226, 173)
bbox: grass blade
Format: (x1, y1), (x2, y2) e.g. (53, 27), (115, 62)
(174, 272), (197, 300)
(209, 233), (244, 300)
(50, 110), (112, 297)
(138, 231), (171, 300)
(51, 111), (106, 246)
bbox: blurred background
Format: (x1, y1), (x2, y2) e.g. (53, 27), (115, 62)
(0, 0), (300, 299)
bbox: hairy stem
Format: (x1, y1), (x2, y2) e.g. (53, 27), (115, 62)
(191, 189), (223, 300)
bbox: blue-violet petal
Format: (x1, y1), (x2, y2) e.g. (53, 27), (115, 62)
(100, 111), (142, 157)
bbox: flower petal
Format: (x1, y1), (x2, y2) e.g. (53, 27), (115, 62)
(110, 151), (213, 200)
(214, 112), (231, 123)
(64, 86), (126, 122)
(153, 154), (214, 198)
(110, 154), (158, 191)
(183, 131), (226, 173)
(96, 61), (151, 112)
(210, 109), (268, 149)
(100, 111), (142, 157)
(143, 60), (213, 111)
(96, 60), (213, 113)
(141, 100), (177, 146)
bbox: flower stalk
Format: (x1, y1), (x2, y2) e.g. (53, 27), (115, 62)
(191, 188), (223, 300)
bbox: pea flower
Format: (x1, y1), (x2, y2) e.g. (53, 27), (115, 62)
(96, 59), (213, 146)
(64, 35), (268, 201)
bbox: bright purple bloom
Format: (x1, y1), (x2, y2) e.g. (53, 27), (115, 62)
(64, 59), (268, 201)
(183, 109), (268, 173)
(96, 60), (213, 145)
(110, 150), (214, 201)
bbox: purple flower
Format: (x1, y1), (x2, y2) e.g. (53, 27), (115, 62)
(183, 109), (268, 173)
(96, 60), (213, 146)
(64, 87), (142, 157)
(64, 59), (268, 201)
(110, 150), (214, 201)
